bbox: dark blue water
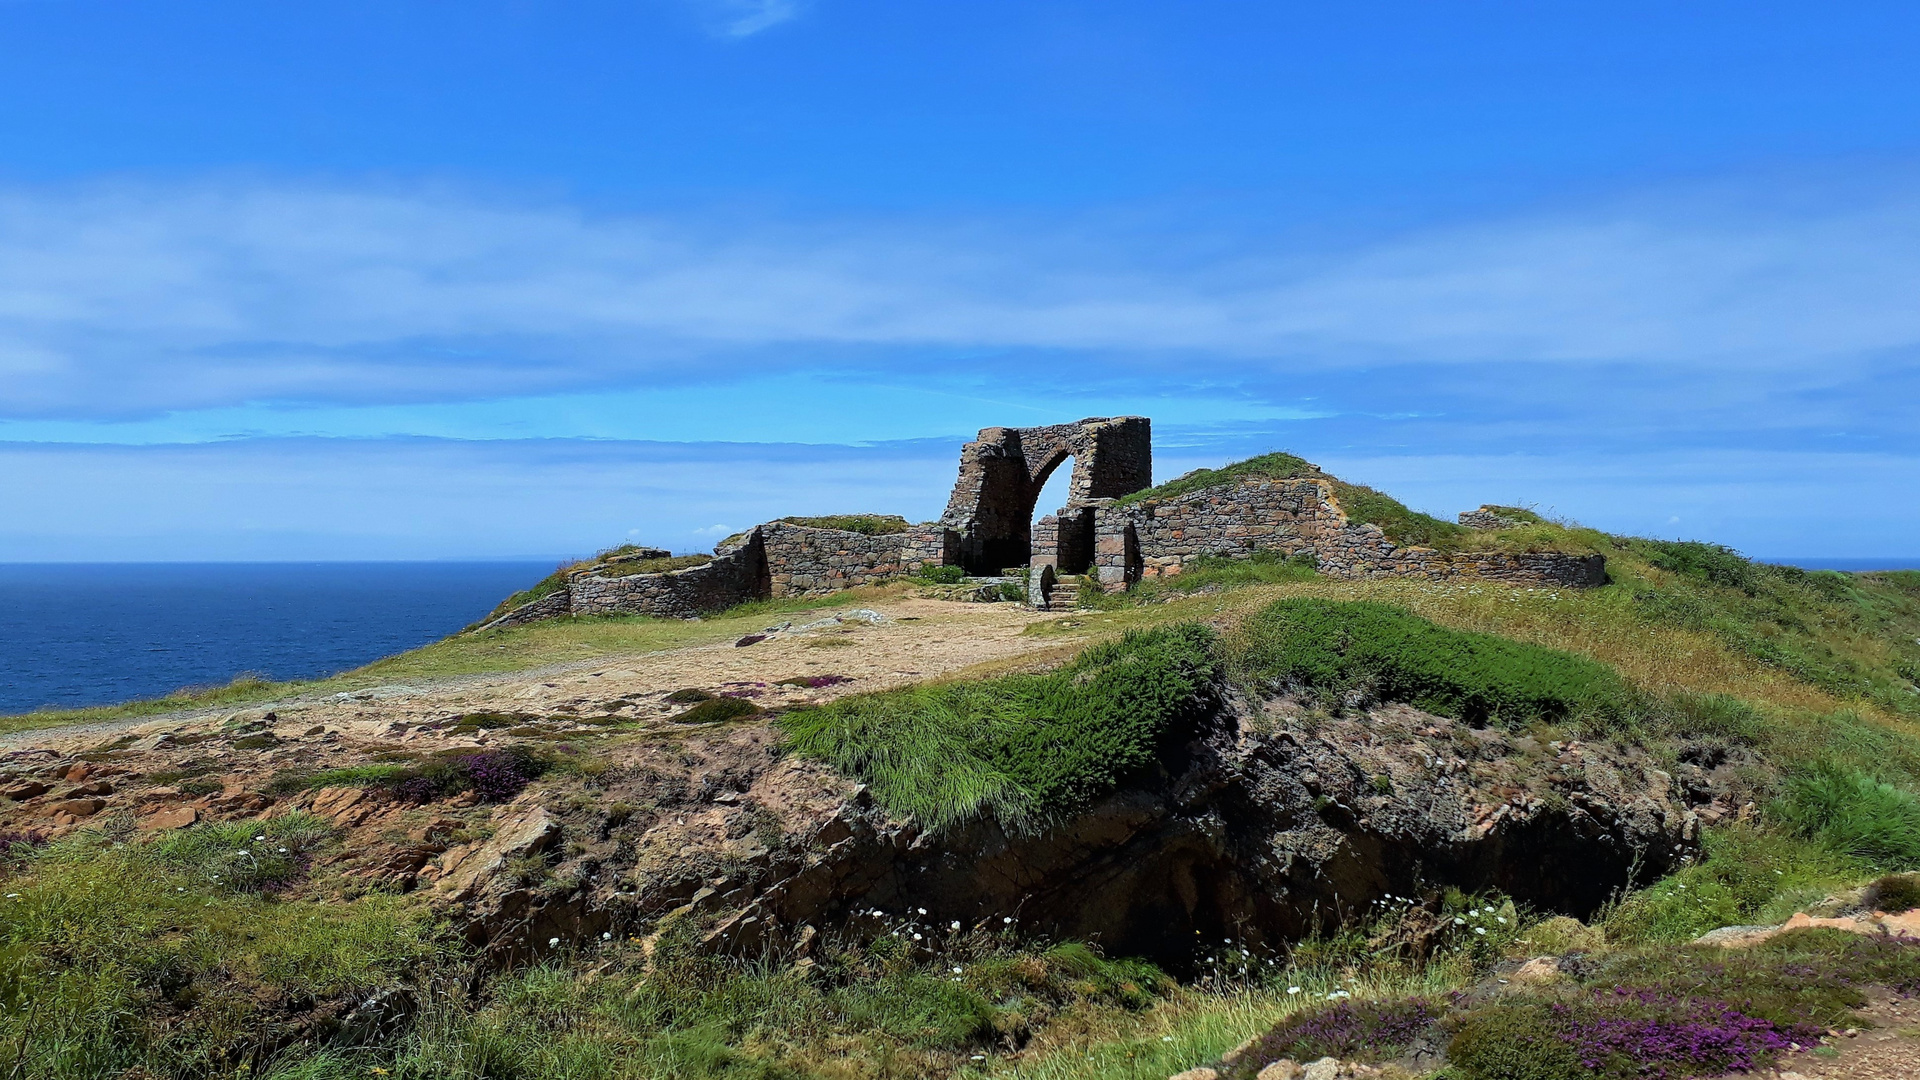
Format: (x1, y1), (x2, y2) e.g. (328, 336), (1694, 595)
(1769, 558), (1920, 572)
(0, 562), (553, 715)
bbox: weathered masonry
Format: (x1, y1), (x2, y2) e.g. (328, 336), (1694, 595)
(937, 417), (1152, 575)
(473, 416), (1604, 630)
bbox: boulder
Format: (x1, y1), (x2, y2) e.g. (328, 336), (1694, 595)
(436, 806), (560, 900)
(47, 797), (105, 818)
(139, 806), (199, 830)
(1301, 1059), (1341, 1080)
(1, 781), (49, 801)
(1509, 956), (1563, 985)
(1257, 1061), (1303, 1080)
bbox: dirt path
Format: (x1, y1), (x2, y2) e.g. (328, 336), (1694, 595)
(5, 596), (1066, 755)
(1759, 994), (1920, 1080)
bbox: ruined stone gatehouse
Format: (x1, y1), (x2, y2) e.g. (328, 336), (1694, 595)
(937, 417), (1151, 575)
(474, 415), (1604, 630)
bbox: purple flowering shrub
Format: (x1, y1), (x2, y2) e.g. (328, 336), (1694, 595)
(461, 750), (537, 802)
(1560, 992), (1818, 1075)
(1224, 999), (1438, 1078)
(390, 746), (546, 803)
(1592, 927), (1920, 1024)
(1448, 993), (1818, 1080)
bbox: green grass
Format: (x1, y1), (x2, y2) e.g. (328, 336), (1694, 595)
(264, 763), (420, 795)
(151, 812), (338, 892)
(778, 514), (912, 536)
(1226, 597), (1639, 731)
(1601, 825), (1863, 944)
(1617, 540), (1920, 718)
(597, 554), (716, 578)
(235, 926), (1173, 1080)
(0, 828), (450, 1078)
(1081, 551), (1319, 610)
(779, 624), (1217, 832)
(1774, 760), (1920, 870)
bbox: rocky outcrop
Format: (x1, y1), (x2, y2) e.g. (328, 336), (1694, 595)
(450, 694), (1735, 972)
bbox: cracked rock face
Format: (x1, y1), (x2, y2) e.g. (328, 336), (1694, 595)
(455, 695), (1746, 971)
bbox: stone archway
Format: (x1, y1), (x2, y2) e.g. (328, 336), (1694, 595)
(938, 416), (1151, 574)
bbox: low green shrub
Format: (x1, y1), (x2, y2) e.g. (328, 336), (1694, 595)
(1445, 1003), (1587, 1080)
(914, 564), (967, 585)
(671, 697), (763, 725)
(1228, 597), (1636, 730)
(1642, 539), (1763, 594)
(268, 746), (555, 805)
(1866, 872), (1920, 913)
(1774, 760), (1920, 869)
(779, 623), (1217, 831)
(265, 764), (420, 795)
(779, 514), (912, 536)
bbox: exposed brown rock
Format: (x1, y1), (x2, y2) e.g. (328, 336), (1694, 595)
(139, 806), (198, 830)
(46, 797), (105, 818)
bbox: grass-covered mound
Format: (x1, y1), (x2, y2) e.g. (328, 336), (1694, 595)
(1228, 597), (1637, 730)
(778, 624), (1217, 832)
(778, 514), (912, 536)
(1112, 452), (1475, 550)
(596, 554), (714, 578)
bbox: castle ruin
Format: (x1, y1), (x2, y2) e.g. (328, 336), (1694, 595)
(475, 416), (1603, 630)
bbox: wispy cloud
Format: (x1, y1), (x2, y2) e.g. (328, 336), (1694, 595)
(3, 172), (1920, 419)
(691, 0), (804, 38)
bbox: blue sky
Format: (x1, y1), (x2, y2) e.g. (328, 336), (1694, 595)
(2, 1), (1917, 560)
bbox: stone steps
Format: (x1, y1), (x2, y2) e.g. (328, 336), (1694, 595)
(1045, 578), (1082, 611)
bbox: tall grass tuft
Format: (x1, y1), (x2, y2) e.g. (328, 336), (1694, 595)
(779, 624), (1217, 832)
(1774, 761), (1920, 869)
(1227, 597), (1637, 731)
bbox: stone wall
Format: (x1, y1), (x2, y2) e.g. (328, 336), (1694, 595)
(569, 530), (769, 619)
(760, 521), (910, 597)
(1087, 477), (1605, 590)
(472, 585), (574, 632)
(1458, 505), (1526, 530)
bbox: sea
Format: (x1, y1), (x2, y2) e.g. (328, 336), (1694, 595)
(0, 562), (555, 716)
